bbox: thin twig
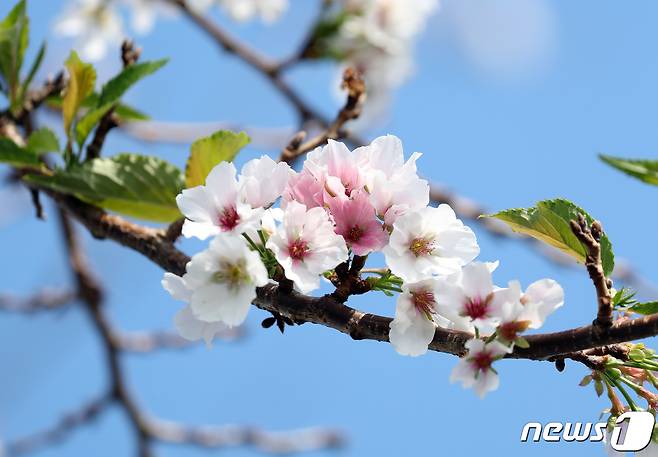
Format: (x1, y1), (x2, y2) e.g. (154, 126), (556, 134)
(6, 395), (112, 456)
(147, 421), (344, 453)
(570, 214), (614, 328)
(57, 209), (155, 457)
(280, 67), (365, 163)
(0, 289), (76, 313)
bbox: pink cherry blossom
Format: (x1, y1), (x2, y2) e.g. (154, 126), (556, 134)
(327, 191), (388, 256)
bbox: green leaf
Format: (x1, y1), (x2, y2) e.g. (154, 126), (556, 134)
(25, 153), (184, 222)
(0, 137), (41, 168)
(27, 127), (59, 154)
(62, 51), (96, 135)
(483, 199), (615, 277)
(98, 59), (168, 107)
(114, 103), (149, 122)
(630, 301), (658, 315)
(185, 130), (250, 187)
(18, 40), (45, 102)
(47, 93), (150, 123)
(600, 155), (658, 186)
(74, 103), (113, 148)
(0, 0), (28, 107)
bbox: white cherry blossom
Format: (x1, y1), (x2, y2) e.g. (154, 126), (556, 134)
(496, 278), (564, 341)
(162, 234), (268, 326)
(382, 204), (479, 283)
(355, 135), (429, 224)
(238, 155), (294, 208)
(389, 279), (452, 357)
(123, 0), (177, 35)
(218, 0), (288, 23)
(54, 0), (124, 61)
(435, 261), (504, 335)
(176, 162), (263, 240)
(450, 338), (511, 398)
(162, 273), (230, 347)
(266, 201), (348, 293)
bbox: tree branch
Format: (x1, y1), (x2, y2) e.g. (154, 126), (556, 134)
(280, 67), (365, 163)
(0, 289), (76, 313)
(6, 395), (112, 456)
(41, 192), (658, 362)
(147, 421), (344, 453)
(570, 213), (614, 328)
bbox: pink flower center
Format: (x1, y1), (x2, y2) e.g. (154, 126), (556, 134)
(409, 237), (434, 257)
(412, 290), (436, 319)
(218, 206), (240, 231)
(471, 351), (494, 372)
(288, 238), (309, 261)
(346, 225), (364, 243)
(462, 294), (493, 320)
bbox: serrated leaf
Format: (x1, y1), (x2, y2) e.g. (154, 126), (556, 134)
(25, 153), (184, 222)
(185, 130), (250, 187)
(98, 59), (168, 107)
(27, 128), (59, 154)
(62, 51), (96, 135)
(0, 137), (41, 168)
(483, 199), (615, 277)
(630, 301), (658, 315)
(600, 155), (658, 186)
(0, 0), (28, 108)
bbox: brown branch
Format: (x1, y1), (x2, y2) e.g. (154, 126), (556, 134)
(6, 395), (112, 456)
(116, 327), (244, 352)
(429, 184), (653, 296)
(0, 289), (76, 313)
(147, 421), (344, 453)
(38, 189), (658, 363)
(168, 0), (326, 123)
(570, 214), (614, 328)
(86, 40), (139, 161)
(280, 68), (365, 163)
(57, 209), (155, 457)
(121, 121), (293, 147)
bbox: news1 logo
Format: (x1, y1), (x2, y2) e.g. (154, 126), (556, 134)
(520, 411), (655, 451)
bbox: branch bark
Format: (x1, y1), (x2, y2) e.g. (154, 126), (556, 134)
(570, 214), (614, 328)
(45, 190), (658, 362)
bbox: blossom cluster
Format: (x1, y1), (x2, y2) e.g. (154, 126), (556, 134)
(330, 0), (439, 123)
(54, 0), (289, 60)
(162, 134), (564, 398)
(52, 0), (436, 122)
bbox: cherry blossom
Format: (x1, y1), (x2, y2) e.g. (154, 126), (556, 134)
(304, 139), (364, 200)
(450, 338), (511, 398)
(238, 155), (294, 209)
(123, 0), (177, 35)
(389, 279), (453, 357)
(495, 279), (564, 342)
(162, 234), (268, 327)
(327, 190), (387, 256)
(176, 161), (263, 239)
(354, 135), (429, 224)
(434, 261), (504, 335)
(266, 201), (348, 293)
(382, 204), (479, 283)
(54, 0), (124, 61)
(218, 0), (288, 23)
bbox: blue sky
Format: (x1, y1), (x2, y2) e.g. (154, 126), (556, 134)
(2, 1), (658, 456)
